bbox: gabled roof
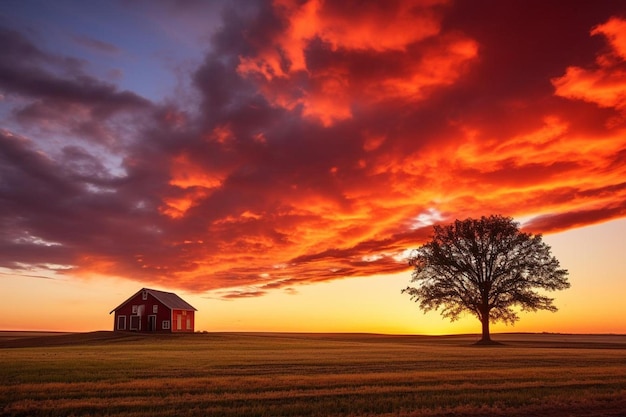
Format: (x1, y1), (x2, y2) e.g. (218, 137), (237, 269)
(109, 288), (197, 314)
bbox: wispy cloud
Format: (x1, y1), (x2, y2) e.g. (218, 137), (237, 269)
(70, 35), (120, 55)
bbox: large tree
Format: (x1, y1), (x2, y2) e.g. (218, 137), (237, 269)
(403, 215), (569, 343)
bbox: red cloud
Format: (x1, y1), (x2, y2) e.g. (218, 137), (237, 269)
(1, 3), (625, 298)
(237, 0), (476, 126)
(553, 17), (626, 112)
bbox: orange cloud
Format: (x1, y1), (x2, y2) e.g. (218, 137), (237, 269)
(237, 0), (475, 125)
(86, 11), (626, 296)
(168, 153), (224, 190)
(404, 114), (626, 231)
(379, 36), (478, 100)
(593, 17), (626, 59)
(552, 17), (626, 112)
(159, 152), (225, 218)
(3, 3), (626, 300)
(239, 0), (447, 79)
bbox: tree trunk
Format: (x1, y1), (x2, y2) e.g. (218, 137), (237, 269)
(480, 316), (491, 343)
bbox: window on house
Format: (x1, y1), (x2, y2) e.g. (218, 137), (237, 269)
(130, 315), (140, 330)
(186, 318), (191, 330)
(117, 316), (126, 330)
(152, 305), (158, 313)
(142, 291), (148, 300)
(132, 305), (138, 314)
(162, 320), (170, 330)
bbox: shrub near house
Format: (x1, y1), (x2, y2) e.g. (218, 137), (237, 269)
(110, 288), (197, 333)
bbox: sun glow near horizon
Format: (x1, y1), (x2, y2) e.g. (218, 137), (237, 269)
(1, 219), (624, 336)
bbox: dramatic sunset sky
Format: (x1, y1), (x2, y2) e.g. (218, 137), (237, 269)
(1, 0), (625, 334)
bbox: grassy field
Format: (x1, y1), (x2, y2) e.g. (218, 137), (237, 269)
(1, 332), (626, 416)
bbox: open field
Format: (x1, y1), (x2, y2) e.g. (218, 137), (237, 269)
(1, 332), (626, 416)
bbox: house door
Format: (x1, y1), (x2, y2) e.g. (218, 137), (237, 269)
(148, 315), (156, 331)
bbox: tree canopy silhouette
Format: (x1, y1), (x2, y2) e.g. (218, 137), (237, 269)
(403, 215), (570, 344)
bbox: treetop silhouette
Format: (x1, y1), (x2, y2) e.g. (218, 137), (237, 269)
(403, 215), (570, 344)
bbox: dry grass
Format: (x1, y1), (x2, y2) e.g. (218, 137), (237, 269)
(1, 332), (625, 416)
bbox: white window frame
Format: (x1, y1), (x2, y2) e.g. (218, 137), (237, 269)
(152, 305), (158, 313)
(142, 291), (148, 300)
(117, 315), (126, 330)
(162, 320), (170, 330)
(186, 317), (191, 330)
(132, 305), (138, 314)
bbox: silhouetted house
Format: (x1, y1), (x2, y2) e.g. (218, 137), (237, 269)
(110, 288), (197, 333)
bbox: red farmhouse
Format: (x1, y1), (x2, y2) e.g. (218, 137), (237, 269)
(110, 288), (197, 333)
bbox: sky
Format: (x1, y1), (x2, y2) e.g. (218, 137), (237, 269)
(0, 0), (625, 334)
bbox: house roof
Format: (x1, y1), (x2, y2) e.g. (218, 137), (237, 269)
(109, 288), (197, 314)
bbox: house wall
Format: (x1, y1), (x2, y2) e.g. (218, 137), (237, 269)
(113, 291), (173, 333)
(171, 309), (195, 333)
